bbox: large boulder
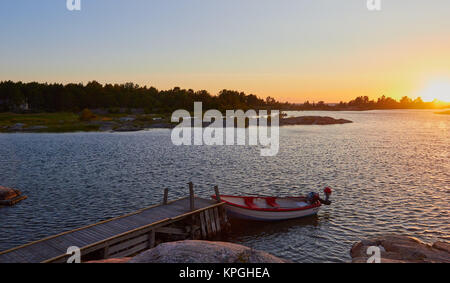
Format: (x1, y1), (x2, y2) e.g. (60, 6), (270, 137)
(0, 186), (20, 201)
(129, 240), (287, 263)
(350, 234), (450, 263)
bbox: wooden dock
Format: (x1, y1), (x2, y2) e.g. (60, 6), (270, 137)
(0, 184), (229, 263)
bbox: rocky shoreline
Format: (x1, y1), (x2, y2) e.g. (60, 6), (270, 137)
(87, 234), (449, 263)
(88, 240), (288, 263)
(351, 234), (450, 263)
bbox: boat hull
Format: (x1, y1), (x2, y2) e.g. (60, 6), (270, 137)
(224, 203), (321, 221)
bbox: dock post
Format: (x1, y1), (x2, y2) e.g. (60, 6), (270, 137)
(214, 186), (221, 203)
(148, 230), (155, 249)
(163, 188), (168, 205)
(189, 182), (194, 211)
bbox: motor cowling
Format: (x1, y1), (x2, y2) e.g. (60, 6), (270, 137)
(306, 192), (320, 204)
(319, 187), (332, 205)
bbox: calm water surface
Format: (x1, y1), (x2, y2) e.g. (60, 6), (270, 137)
(0, 110), (449, 262)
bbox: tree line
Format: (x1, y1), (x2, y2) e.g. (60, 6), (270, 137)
(0, 80), (446, 113)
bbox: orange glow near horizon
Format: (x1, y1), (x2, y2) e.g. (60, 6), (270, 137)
(417, 79), (450, 102)
(2, 2), (450, 105)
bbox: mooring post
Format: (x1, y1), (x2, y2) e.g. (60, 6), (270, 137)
(189, 182), (194, 211)
(163, 188), (168, 205)
(148, 230), (155, 249)
(214, 185), (221, 203)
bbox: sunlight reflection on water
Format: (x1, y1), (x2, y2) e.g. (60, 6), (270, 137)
(0, 109), (448, 262)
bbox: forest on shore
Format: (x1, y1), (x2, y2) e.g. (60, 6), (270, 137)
(0, 80), (448, 114)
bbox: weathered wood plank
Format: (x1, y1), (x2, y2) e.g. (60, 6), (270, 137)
(156, 227), (188, 236)
(199, 211), (207, 239)
(203, 208), (212, 237)
(0, 249), (30, 263)
(208, 209), (217, 236)
(0, 197), (225, 263)
(5, 246), (48, 263)
(112, 242), (149, 258)
(213, 207), (221, 233)
(220, 206), (229, 226)
(108, 234), (149, 255)
(148, 230), (155, 249)
(22, 241), (65, 260)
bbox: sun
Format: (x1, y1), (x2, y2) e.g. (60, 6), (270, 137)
(418, 79), (450, 102)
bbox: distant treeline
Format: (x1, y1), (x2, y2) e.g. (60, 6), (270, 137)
(0, 80), (447, 113)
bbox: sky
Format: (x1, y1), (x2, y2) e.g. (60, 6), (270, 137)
(1, 0), (450, 103)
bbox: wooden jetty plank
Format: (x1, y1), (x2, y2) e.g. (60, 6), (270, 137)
(123, 213), (154, 225)
(194, 197), (216, 208)
(213, 207), (221, 233)
(203, 208), (212, 237)
(220, 206), (229, 227)
(208, 209), (217, 236)
(72, 226), (116, 242)
(169, 202), (223, 222)
(156, 227), (189, 236)
(148, 230), (155, 249)
(0, 251), (21, 263)
(69, 228), (106, 242)
(1, 198), (187, 254)
(22, 241), (66, 262)
(199, 211), (207, 238)
(0, 248), (30, 263)
(100, 218), (141, 232)
(42, 218), (172, 263)
(41, 239), (75, 257)
(68, 230), (105, 244)
(108, 234), (149, 255)
(112, 241), (148, 258)
(53, 199), (221, 262)
(0, 196), (223, 263)
(5, 243), (52, 263)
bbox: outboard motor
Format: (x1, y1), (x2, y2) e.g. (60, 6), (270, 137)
(319, 187), (332, 205)
(306, 192), (320, 204)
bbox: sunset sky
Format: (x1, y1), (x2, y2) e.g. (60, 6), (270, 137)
(1, 0), (450, 103)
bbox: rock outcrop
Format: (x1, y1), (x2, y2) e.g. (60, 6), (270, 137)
(0, 186), (27, 206)
(129, 240), (287, 263)
(280, 116), (352, 126)
(350, 234), (450, 263)
(0, 186), (18, 201)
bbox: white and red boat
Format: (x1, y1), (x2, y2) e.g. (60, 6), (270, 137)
(212, 188), (332, 221)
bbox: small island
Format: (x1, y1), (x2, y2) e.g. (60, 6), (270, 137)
(0, 110), (352, 133)
(0, 80), (447, 133)
(435, 110), (450, 115)
(280, 116), (352, 126)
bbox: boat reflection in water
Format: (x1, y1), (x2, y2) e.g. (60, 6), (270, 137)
(225, 213), (323, 240)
